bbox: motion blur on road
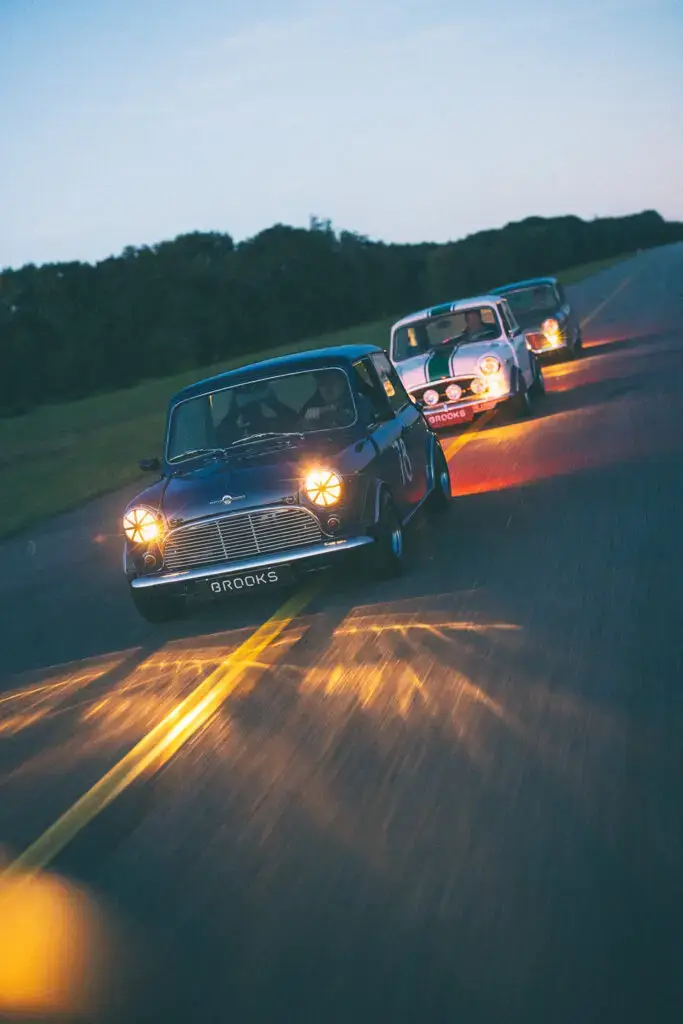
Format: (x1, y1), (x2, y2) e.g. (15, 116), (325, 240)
(1, 244), (683, 1022)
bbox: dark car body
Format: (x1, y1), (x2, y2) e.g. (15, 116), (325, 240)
(489, 276), (582, 359)
(122, 344), (450, 620)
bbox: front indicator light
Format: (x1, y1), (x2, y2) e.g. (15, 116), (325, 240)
(470, 377), (488, 395)
(304, 469), (342, 507)
(123, 507), (162, 544)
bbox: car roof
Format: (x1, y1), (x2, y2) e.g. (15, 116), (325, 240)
(489, 276), (558, 294)
(391, 295), (506, 331)
(171, 343), (383, 403)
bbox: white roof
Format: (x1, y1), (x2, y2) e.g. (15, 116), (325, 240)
(391, 295), (505, 331)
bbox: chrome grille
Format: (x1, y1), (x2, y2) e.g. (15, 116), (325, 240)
(163, 507), (322, 571)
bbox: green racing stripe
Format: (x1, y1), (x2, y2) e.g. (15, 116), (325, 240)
(427, 346), (454, 382)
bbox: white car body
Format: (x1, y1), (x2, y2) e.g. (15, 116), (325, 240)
(388, 295), (538, 430)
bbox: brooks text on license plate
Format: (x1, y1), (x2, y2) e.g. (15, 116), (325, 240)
(427, 407), (474, 426)
(207, 564), (293, 594)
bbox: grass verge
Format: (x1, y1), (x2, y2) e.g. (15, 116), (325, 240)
(0, 252), (630, 538)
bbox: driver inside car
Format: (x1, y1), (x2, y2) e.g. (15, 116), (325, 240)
(302, 370), (357, 428)
(463, 308), (492, 341)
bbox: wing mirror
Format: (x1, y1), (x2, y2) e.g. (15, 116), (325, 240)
(139, 457), (161, 472)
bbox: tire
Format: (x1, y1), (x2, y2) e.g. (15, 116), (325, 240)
(509, 369), (534, 418)
(371, 490), (405, 579)
(575, 328), (583, 354)
(529, 356), (546, 398)
(131, 585), (184, 623)
(427, 442), (452, 514)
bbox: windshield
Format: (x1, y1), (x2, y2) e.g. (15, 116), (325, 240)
(391, 305), (502, 363)
(501, 284), (560, 317)
(167, 367), (356, 463)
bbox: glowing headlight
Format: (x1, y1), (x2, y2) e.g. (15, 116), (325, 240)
(446, 383), (462, 401)
(304, 469), (342, 507)
(478, 355), (501, 375)
(422, 389), (440, 406)
(542, 318), (559, 336)
(470, 377), (488, 395)
(123, 507), (162, 544)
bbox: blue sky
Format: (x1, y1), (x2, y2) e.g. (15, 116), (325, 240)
(2, 0), (682, 269)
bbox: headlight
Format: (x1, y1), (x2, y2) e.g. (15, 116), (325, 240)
(422, 389), (440, 406)
(123, 507), (163, 544)
(304, 469), (342, 507)
(446, 383), (462, 401)
(542, 318), (559, 336)
(470, 377), (488, 395)
(478, 355), (501, 375)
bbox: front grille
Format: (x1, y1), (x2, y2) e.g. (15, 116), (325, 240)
(413, 378), (477, 405)
(163, 506), (322, 571)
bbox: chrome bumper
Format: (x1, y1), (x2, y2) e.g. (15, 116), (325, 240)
(422, 395), (504, 416)
(130, 536), (374, 589)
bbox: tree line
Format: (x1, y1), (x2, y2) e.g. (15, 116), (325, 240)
(1, 209), (681, 417)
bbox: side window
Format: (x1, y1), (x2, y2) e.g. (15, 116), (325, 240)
(351, 359), (392, 422)
(556, 283), (567, 306)
(497, 302), (517, 336)
(370, 352), (410, 412)
(504, 300), (520, 334)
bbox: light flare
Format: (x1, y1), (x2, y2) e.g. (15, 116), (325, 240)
(304, 469), (342, 507)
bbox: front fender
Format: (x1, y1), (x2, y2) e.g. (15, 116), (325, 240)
(123, 544), (136, 578)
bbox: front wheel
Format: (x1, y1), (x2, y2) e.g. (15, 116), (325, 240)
(529, 357), (546, 398)
(371, 491), (406, 579)
(427, 443), (452, 514)
(509, 369), (534, 418)
(131, 585), (185, 623)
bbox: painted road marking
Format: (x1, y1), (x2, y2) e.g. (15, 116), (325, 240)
(1, 581), (318, 883)
(580, 274), (634, 330)
(443, 409), (497, 461)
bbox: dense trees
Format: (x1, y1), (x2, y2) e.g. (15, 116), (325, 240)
(1, 209), (681, 416)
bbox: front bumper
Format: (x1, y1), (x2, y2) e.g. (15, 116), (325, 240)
(420, 395), (503, 428)
(130, 535), (374, 590)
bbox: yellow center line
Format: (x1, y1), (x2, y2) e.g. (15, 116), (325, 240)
(579, 273), (634, 330)
(1, 581), (318, 884)
(443, 408), (497, 461)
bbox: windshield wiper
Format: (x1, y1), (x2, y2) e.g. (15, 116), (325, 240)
(229, 431), (304, 447)
(169, 447), (231, 463)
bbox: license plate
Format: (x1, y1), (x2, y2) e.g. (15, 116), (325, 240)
(206, 564), (294, 595)
(426, 407), (475, 427)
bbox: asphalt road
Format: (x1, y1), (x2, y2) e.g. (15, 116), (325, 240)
(1, 244), (683, 1023)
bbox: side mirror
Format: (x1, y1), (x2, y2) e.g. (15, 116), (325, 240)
(139, 457), (161, 472)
